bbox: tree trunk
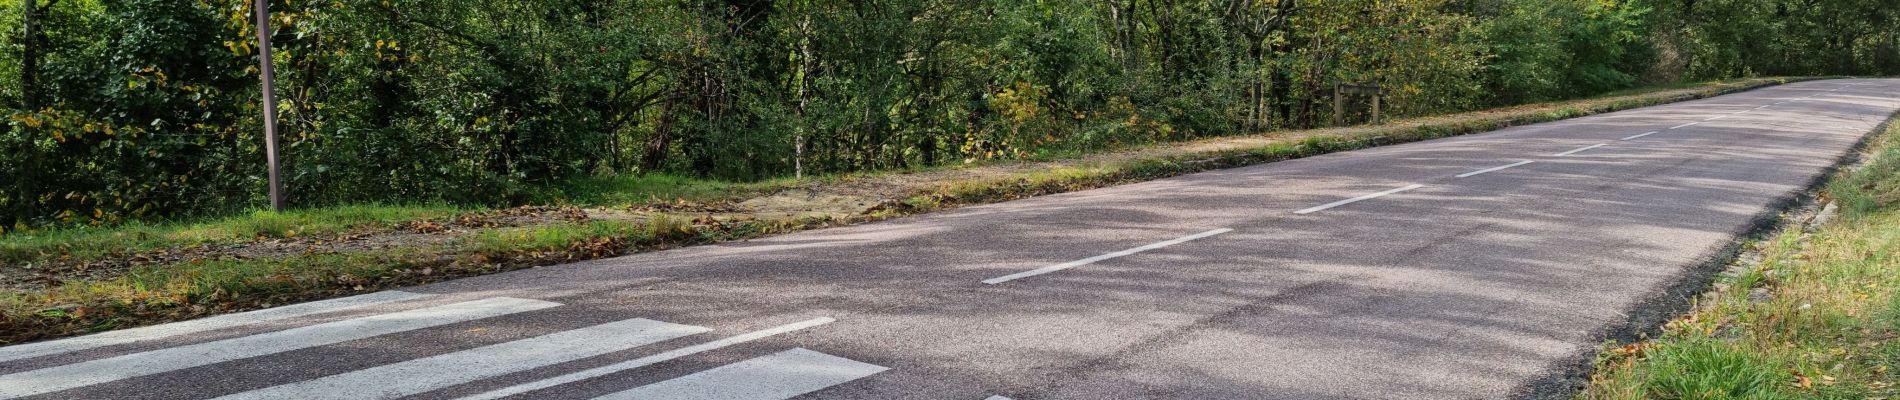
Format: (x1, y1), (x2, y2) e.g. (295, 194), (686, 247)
(641, 94), (679, 175)
(794, 14), (813, 180)
(19, 0), (45, 110)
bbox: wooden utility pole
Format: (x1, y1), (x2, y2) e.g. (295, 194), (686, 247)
(254, 0), (284, 211)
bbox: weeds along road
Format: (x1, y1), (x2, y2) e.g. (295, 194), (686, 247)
(3, 79), (1898, 400)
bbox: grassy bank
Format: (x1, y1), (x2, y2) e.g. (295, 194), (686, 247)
(0, 77), (1818, 344)
(1581, 110), (1900, 398)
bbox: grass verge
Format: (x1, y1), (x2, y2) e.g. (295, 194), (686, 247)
(0, 76), (1827, 344)
(1580, 109), (1900, 399)
(0, 204), (464, 266)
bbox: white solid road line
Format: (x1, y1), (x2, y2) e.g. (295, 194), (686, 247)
(1621, 131), (1659, 141)
(986, 396), (1015, 400)
(982, 228), (1234, 284)
(1668, 121), (1700, 130)
(1705, 115), (1729, 121)
(593, 348), (888, 400)
(1456, 161), (1534, 178)
(1554, 143), (1607, 157)
(1294, 185), (1425, 215)
(458, 317), (837, 400)
(0, 291), (429, 363)
(0, 297), (558, 399)
(218, 318), (709, 400)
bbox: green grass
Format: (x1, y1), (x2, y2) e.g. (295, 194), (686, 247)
(463, 218), (683, 254)
(0, 247), (439, 334)
(1636, 339), (1790, 399)
(1582, 114), (1900, 399)
(0, 204), (464, 265)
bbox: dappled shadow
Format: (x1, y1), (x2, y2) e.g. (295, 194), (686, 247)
(419, 79), (1899, 399)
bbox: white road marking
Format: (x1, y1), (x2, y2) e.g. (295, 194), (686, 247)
(0, 291), (429, 363)
(1554, 143), (1607, 157)
(1456, 161), (1534, 178)
(593, 348), (888, 400)
(458, 317), (836, 400)
(1704, 115), (1728, 121)
(1668, 122), (1700, 130)
(1294, 184), (1426, 215)
(982, 228), (1233, 284)
(218, 318), (708, 400)
(1755, 105), (1770, 110)
(0, 297), (558, 399)
(986, 397), (1015, 400)
(1621, 131), (1659, 141)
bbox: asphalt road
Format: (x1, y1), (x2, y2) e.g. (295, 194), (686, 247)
(3, 79), (1898, 400)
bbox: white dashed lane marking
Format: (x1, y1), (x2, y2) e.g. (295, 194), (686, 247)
(1621, 131), (1659, 141)
(1294, 184), (1426, 215)
(1554, 144), (1607, 157)
(1456, 161), (1534, 178)
(983, 228), (1233, 284)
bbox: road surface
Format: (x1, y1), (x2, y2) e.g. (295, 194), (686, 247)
(3, 79), (1898, 399)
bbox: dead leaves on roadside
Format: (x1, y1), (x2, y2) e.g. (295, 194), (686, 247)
(402, 206), (593, 233)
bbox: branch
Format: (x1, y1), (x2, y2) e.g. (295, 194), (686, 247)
(370, 2), (494, 51)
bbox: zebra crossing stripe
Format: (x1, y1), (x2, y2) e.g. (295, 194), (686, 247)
(593, 348), (888, 400)
(0, 297), (557, 399)
(0, 291), (429, 363)
(217, 318), (709, 400)
(457, 317), (835, 400)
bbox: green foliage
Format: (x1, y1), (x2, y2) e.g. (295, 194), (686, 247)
(0, 0), (1890, 228)
(1644, 0), (1900, 80)
(1474, 0), (1655, 103)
